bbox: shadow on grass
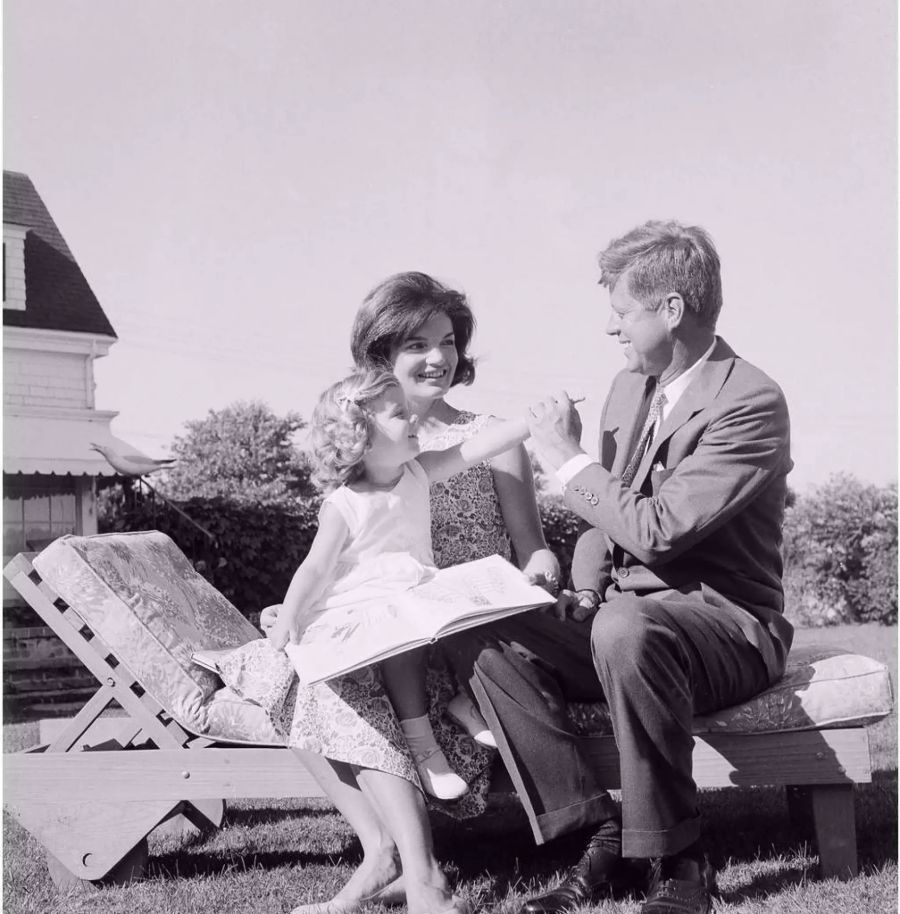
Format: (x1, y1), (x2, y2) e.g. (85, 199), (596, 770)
(147, 845), (364, 881)
(429, 771), (898, 902)
(222, 805), (338, 828)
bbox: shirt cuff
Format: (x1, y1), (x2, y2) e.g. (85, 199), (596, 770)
(556, 453), (596, 487)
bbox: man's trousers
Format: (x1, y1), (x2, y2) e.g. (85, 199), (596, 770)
(444, 591), (773, 858)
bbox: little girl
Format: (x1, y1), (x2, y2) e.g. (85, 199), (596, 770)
(264, 367), (531, 799)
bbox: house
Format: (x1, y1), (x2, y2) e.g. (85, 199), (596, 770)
(3, 170), (149, 601)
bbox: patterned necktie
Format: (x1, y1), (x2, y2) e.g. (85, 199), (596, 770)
(621, 386), (667, 487)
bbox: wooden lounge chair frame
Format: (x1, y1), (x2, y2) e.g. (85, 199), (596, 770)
(3, 552), (871, 888)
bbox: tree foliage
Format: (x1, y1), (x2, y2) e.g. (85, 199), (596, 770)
(782, 474), (897, 626)
(159, 400), (314, 505)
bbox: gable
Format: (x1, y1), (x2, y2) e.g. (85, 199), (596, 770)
(3, 171), (116, 337)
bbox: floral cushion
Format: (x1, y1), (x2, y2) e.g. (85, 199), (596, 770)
(34, 531), (266, 738)
(567, 644), (893, 737)
(33, 532), (893, 746)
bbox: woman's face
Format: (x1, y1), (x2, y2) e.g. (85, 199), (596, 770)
(389, 312), (459, 404)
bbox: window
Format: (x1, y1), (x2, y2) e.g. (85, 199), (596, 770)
(3, 475), (79, 555)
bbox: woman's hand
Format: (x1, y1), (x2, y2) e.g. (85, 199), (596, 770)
(523, 550), (562, 597)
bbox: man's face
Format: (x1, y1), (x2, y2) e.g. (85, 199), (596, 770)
(605, 274), (673, 377)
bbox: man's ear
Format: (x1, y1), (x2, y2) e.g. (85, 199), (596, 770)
(662, 292), (685, 329)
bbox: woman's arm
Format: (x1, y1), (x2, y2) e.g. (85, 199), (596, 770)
(269, 503), (349, 650)
(490, 442), (560, 584)
(417, 417), (529, 483)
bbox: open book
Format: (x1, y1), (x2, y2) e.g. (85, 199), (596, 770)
(271, 554), (554, 685)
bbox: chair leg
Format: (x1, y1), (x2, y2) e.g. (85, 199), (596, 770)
(10, 798), (178, 882)
(809, 784), (858, 879)
(785, 785), (814, 840)
(46, 839), (149, 891)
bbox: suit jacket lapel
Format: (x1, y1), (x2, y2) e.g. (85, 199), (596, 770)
(632, 337), (736, 489)
(610, 375), (655, 477)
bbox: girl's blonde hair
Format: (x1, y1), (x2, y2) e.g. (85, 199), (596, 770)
(310, 367), (402, 492)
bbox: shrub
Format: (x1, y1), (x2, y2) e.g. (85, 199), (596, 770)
(159, 400), (314, 505)
(782, 475), (897, 626)
(537, 494), (583, 584)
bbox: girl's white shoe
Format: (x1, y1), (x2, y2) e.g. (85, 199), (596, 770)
(413, 745), (468, 800)
(447, 693), (498, 749)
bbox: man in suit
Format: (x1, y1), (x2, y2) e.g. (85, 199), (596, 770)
(446, 220), (793, 914)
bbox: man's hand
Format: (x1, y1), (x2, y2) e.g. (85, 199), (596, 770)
(546, 588), (600, 623)
(527, 391), (585, 470)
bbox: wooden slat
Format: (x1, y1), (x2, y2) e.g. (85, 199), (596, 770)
(4, 747), (320, 802)
(45, 687), (117, 753)
(582, 728), (872, 789)
(3, 728), (872, 806)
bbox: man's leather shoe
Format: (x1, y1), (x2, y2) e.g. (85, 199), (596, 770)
(641, 853), (716, 914)
(519, 830), (629, 914)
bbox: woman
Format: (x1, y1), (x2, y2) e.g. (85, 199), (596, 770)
(259, 272), (559, 914)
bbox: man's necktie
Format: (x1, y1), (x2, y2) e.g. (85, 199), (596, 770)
(621, 386), (667, 487)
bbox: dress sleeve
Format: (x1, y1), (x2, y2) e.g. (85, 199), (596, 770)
(321, 487), (358, 536)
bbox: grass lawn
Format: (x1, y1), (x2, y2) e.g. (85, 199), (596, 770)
(3, 623), (896, 914)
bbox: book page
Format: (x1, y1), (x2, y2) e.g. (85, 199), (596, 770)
(396, 555), (554, 632)
(286, 594), (432, 684)
(285, 555), (553, 684)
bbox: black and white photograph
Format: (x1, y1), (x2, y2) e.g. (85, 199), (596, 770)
(2, 2), (896, 913)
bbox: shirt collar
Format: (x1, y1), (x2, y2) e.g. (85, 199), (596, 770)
(659, 338), (717, 409)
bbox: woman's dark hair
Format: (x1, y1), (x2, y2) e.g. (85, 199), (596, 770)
(350, 272), (476, 387)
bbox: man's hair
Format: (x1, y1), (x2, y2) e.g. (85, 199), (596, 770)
(309, 368), (400, 493)
(598, 221), (723, 329)
(350, 271), (477, 387)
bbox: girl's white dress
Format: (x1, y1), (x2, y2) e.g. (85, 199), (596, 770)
(218, 412), (512, 815)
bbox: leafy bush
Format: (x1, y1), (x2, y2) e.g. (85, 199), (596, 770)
(537, 494), (583, 584)
(782, 475), (897, 626)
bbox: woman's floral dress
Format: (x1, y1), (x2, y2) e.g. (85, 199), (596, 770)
(217, 411), (513, 816)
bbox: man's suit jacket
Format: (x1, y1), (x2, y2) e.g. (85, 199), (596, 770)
(565, 337), (793, 679)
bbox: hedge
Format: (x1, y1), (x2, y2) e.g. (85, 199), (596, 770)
(99, 474), (897, 626)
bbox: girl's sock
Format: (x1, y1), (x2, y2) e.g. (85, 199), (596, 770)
(399, 715), (467, 800)
(447, 692), (497, 748)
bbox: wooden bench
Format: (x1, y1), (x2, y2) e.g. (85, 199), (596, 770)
(3, 533), (892, 889)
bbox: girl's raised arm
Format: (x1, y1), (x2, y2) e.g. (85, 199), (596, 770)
(269, 502), (349, 650)
(417, 416), (530, 484)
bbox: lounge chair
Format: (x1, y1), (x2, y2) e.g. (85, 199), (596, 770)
(3, 531), (893, 888)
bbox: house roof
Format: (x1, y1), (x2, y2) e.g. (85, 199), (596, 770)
(3, 171), (117, 337)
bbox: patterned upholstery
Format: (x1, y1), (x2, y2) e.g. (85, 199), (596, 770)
(567, 644), (893, 737)
(34, 531), (278, 742)
(34, 532), (892, 747)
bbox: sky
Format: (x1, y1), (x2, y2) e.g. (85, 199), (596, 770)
(4, 0), (897, 492)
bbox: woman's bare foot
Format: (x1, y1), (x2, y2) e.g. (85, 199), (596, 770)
(404, 862), (470, 914)
(369, 874), (405, 905)
(291, 845), (401, 914)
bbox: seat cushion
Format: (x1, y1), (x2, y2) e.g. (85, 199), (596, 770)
(34, 531), (264, 736)
(567, 643), (893, 737)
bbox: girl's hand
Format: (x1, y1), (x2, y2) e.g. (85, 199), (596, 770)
(259, 603), (282, 633)
(267, 608), (300, 652)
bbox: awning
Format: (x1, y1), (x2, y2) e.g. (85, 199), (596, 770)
(3, 408), (153, 476)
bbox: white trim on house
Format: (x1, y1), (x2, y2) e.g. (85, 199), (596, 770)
(3, 405), (152, 476)
(3, 325), (116, 356)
